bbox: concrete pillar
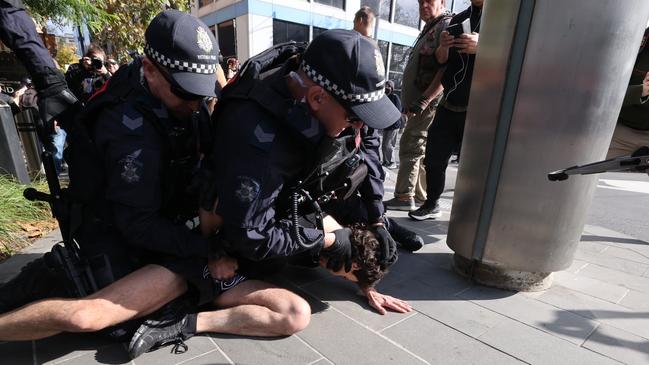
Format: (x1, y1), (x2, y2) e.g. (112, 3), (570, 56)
(448, 0), (649, 291)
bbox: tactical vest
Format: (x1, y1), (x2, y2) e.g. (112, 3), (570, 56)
(65, 58), (209, 242)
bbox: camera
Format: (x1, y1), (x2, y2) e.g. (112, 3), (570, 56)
(91, 57), (104, 70)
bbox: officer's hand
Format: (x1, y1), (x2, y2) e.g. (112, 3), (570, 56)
(322, 228), (353, 272)
(373, 224), (397, 258)
(199, 207), (222, 237)
(37, 88), (78, 127)
(208, 255), (238, 281)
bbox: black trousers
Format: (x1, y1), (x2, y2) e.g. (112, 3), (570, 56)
(423, 106), (466, 206)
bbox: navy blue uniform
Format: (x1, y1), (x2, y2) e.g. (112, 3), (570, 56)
(210, 60), (387, 261)
(0, 0), (63, 90)
(74, 59), (213, 301)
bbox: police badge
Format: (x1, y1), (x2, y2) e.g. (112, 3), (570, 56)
(197, 27), (213, 53)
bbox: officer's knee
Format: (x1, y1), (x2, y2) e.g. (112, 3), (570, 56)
(278, 297), (311, 335)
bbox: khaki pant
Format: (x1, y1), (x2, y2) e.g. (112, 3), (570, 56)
(607, 123), (649, 159)
(394, 104), (436, 201)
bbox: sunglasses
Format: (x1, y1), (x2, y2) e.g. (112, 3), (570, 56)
(152, 62), (204, 101)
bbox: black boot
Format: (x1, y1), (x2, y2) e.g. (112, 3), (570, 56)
(385, 217), (424, 252)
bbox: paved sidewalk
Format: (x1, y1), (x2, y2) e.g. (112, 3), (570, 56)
(1, 166), (648, 364)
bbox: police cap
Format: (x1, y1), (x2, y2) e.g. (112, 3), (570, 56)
(144, 9), (220, 97)
(302, 29), (400, 129)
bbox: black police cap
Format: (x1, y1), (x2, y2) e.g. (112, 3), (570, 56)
(144, 9), (220, 97)
(302, 29), (401, 129)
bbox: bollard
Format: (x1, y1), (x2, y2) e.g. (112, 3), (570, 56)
(0, 100), (30, 183)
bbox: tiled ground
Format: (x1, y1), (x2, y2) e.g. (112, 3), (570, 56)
(1, 166), (648, 364)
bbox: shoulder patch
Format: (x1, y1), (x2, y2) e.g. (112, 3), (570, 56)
(235, 176), (261, 204)
(120, 149), (143, 183)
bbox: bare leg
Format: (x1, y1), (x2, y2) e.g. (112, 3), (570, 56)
(0, 264), (187, 341)
(196, 280), (311, 337)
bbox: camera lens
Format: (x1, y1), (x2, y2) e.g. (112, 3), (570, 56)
(91, 57), (103, 70)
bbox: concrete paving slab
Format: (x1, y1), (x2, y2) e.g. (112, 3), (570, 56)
(618, 289), (649, 311)
(459, 285), (599, 345)
(298, 309), (427, 365)
(553, 271), (629, 303)
(537, 285), (649, 340)
(574, 249), (649, 276)
(0, 341), (34, 365)
(48, 343), (131, 365)
(577, 241), (611, 254)
(578, 263), (649, 294)
(210, 334), (321, 365)
(34, 333), (125, 365)
(309, 359), (334, 365)
(172, 349), (232, 365)
(602, 246), (649, 265)
(383, 277), (505, 338)
(583, 324), (649, 365)
(132, 336), (220, 365)
(301, 275), (412, 332)
(478, 319), (620, 365)
(382, 313), (523, 364)
(564, 259), (590, 273)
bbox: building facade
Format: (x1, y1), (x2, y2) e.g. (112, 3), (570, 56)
(194, 0), (470, 92)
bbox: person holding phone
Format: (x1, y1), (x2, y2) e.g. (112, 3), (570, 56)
(409, 0), (485, 221)
(607, 27), (649, 159)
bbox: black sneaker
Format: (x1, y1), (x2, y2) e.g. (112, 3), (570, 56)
(408, 202), (442, 221)
(386, 217), (424, 252)
(128, 299), (193, 359)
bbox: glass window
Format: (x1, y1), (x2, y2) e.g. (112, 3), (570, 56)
(378, 40), (389, 73)
(313, 0), (345, 10)
(394, 0), (420, 28)
(199, 0), (215, 8)
(389, 43), (411, 91)
(312, 26), (328, 40)
(273, 20), (309, 45)
(451, 0), (471, 12)
(360, 0), (391, 21)
(217, 20), (237, 59)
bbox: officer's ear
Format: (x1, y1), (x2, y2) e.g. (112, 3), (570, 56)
(305, 85), (326, 112)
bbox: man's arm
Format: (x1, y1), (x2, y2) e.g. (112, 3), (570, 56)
(622, 72), (649, 106)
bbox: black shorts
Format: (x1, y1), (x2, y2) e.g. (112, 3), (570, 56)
(154, 255), (247, 306)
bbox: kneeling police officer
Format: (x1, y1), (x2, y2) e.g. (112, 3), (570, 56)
(0, 9), (224, 341)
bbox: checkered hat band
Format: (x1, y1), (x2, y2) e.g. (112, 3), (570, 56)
(301, 61), (384, 103)
(144, 44), (216, 74)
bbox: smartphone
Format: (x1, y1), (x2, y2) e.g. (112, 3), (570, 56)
(446, 18), (472, 37)
(446, 23), (463, 37)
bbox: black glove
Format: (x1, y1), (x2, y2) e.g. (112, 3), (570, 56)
(373, 225), (398, 269)
(322, 228), (353, 272)
(34, 67), (78, 126)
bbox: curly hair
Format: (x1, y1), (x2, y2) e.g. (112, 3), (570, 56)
(349, 223), (387, 289)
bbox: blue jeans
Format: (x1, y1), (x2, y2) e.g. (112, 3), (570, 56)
(52, 127), (66, 174)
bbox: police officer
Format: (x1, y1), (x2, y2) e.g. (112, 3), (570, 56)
(0, 9), (225, 341)
(0, 0), (77, 125)
(123, 29), (413, 357)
